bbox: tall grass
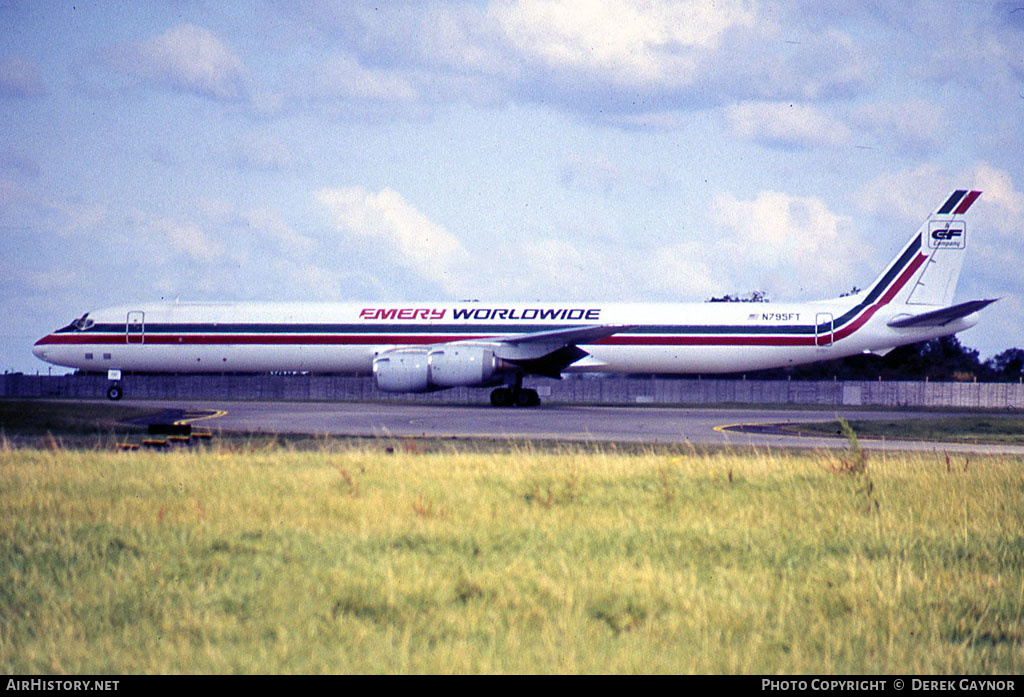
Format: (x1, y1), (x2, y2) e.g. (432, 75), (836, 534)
(1, 440), (1021, 674)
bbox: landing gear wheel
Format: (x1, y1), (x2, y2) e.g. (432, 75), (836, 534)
(490, 387), (512, 407)
(106, 384), (124, 401)
(516, 388), (540, 407)
(490, 385), (540, 407)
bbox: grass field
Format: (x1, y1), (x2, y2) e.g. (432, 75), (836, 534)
(1, 435), (1022, 674)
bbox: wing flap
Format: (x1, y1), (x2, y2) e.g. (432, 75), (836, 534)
(503, 345), (590, 378)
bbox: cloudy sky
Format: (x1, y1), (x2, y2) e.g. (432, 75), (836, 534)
(2, 0), (1022, 373)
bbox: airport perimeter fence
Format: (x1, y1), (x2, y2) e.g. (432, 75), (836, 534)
(3, 372), (1024, 409)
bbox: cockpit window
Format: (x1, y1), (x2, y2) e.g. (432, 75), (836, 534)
(72, 313), (94, 331)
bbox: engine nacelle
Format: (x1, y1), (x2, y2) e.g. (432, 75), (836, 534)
(372, 346), (498, 393)
(428, 346), (497, 388)
(373, 349), (431, 392)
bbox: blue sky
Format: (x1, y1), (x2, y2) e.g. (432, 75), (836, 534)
(2, 0), (1022, 373)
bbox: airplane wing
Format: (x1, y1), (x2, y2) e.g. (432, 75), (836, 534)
(452, 324), (635, 378)
(887, 299), (998, 328)
(497, 324), (636, 345)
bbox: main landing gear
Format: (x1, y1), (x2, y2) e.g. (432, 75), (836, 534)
(489, 374), (540, 407)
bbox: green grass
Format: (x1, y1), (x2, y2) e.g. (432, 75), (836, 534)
(779, 416), (1024, 444)
(1, 438), (1022, 674)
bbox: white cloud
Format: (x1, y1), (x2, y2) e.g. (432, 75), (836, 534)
(560, 151), (623, 193)
(283, 2), (881, 122)
(310, 53), (418, 102)
(856, 163), (1024, 232)
(317, 186), (471, 295)
(964, 164), (1024, 246)
(52, 201), (107, 238)
(0, 56), (46, 97)
(492, 0), (756, 87)
(709, 190), (863, 297)
(410, 4), (512, 77)
(488, 3), (874, 112)
(851, 99), (947, 154)
(910, 2), (1024, 91)
(773, 29), (871, 101)
(0, 146), (41, 178)
(109, 24), (249, 101)
(194, 198), (320, 263)
(0, 177), (30, 209)
(197, 197), (235, 222)
(854, 164), (951, 222)
(146, 217), (225, 263)
(231, 133), (296, 172)
(512, 237), (592, 291)
(0, 178), (107, 239)
(492, 236), (664, 300)
(727, 101), (852, 149)
(242, 207), (317, 255)
(971, 163), (1024, 220)
(647, 242), (723, 298)
(284, 262), (346, 298)
(602, 110), (688, 130)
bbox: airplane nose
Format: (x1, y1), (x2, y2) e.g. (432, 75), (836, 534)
(32, 338), (49, 361)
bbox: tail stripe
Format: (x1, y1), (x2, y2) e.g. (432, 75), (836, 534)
(953, 190), (981, 215)
(937, 190), (968, 215)
(861, 234), (921, 306)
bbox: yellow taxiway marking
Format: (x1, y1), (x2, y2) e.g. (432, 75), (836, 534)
(173, 409), (228, 426)
(713, 423), (750, 433)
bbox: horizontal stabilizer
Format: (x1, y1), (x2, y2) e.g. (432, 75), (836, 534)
(887, 298), (998, 328)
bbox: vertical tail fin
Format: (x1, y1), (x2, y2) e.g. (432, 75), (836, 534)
(863, 190), (981, 308)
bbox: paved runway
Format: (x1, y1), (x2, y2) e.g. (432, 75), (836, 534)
(124, 400), (1024, 455)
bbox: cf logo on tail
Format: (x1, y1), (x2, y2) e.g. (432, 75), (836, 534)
(932, 228), (963, 241)
(928, 222), (966, 249)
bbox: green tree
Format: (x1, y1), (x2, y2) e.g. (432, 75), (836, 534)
(985, 348), (1024, 381)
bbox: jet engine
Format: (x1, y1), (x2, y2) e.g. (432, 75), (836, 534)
(373, 346), (499, 392)
(372, 348), (431, 392)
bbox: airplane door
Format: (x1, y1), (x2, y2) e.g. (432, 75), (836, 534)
(126, 311), (145, 344)
(815, 313), (834, 347)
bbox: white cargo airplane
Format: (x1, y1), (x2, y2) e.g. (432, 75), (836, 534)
(34, 190), (995, 406)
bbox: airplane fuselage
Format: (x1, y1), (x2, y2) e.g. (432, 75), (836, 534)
(32, 298), (974, 376)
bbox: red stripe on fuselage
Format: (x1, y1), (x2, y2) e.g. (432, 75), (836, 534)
(596, 335), (815, 346)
